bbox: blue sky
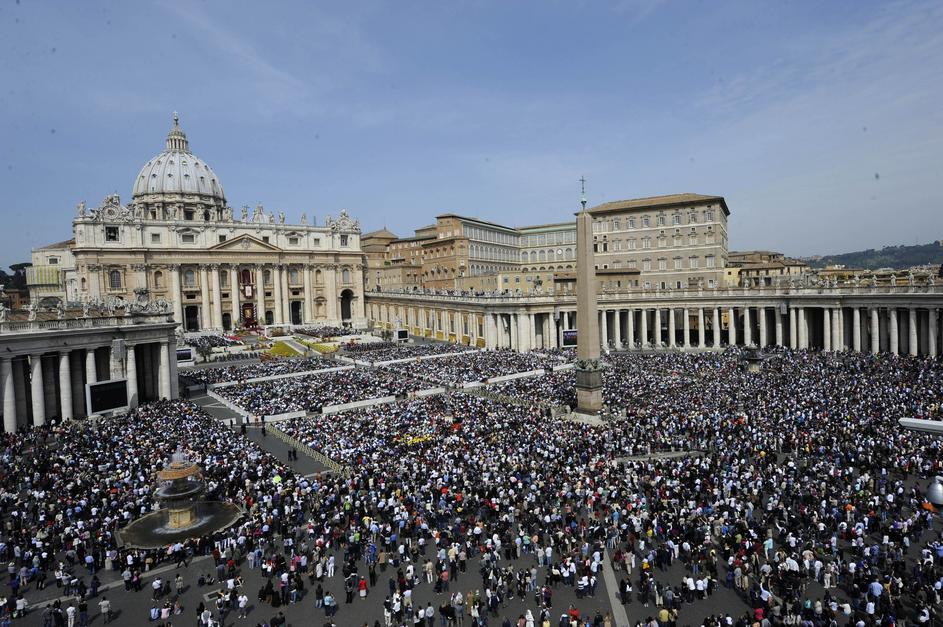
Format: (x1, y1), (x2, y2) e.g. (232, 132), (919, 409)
(2, 0), (941, 268)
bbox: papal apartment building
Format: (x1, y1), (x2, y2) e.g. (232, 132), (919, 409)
(364, 193), (730, 293)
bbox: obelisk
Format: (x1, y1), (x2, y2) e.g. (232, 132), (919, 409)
(574, 184), (603, 414)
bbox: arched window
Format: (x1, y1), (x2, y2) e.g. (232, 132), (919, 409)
(153, 271), (164, 289)
(315, 269), (323, 285)
(183, 269), (196, 287)
(342, 269), (351, 284)
(109, 270), (122, 290)
(81, 277), (87, 291)
(538, 250), (546, 262)
(289, 268), (300, 284)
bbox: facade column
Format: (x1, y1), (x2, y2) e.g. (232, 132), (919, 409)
(743, 307), (752, 347)
(889, 308), (899, 355)
(929, 309), (938, 358)
(789, 308), (798, 349)
(303, 265), (314, 323)
(774, 308), (783, 347)
(667, 308), (676, 348)
(852, 308), (862, 352)
(170, 264), (183, 327)
(909, 308), (919, 356)
(58, 351), (73, 421)
(613, 309), (622, 349)
(158, 341), (171, 400)
(255, 265), (266, 324)
(325, 266), (338, 323)
(698, 308), (706, 348)
(870, 308), (880, 354)
(2, 358), (15, 433)
(30, 354), (45, 426)
(600, 309), (608, 350)
(230, 265), (241, 329)
(126, 344), (138, 409)
(488, 313), (498, 349)
(530, 314), (538, 350)
(683, 308), (691, 348)
(281, 266), (291, 324)
(640, 309), (649, 348)
(199, 265), (211, 330)
(758, 307), (767, 347)
(272, 265), (284, 325)
(556, 314), (564, 348)
(653, 308), (662, 348)
(210, 264), (223, 330)
(727, 307), (736, 346)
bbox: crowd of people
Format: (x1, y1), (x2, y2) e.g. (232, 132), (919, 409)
(185, 334), (242, 350)
(296, 326), (354, 339)
(180, 356), (331, 386)
(345, 342), (475, 363)
(379, 349), (567, 386)
(272, 348), (943, 625)
(2, 347), (943, 627)
(215, 368), (423, 415)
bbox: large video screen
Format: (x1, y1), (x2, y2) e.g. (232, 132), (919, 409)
(562, 329), (577, 347)
(85, 379), (129, 415)
(176, 347), (194, 362)
(396, 329), (408, 341)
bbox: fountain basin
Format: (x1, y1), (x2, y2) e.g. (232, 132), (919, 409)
(115, 501), (243, 549)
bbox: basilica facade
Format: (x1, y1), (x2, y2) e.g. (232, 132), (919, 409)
(30, 114), (367, 331)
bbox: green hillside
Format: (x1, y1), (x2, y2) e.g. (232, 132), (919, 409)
(804, 241), (943, 270)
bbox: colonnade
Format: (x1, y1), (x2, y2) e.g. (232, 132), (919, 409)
(580, 304), (940, 357)
(0, 337), (177, 433)
(366, 294), (942, 357)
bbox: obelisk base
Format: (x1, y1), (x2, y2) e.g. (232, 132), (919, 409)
(575, 365), (604, 415)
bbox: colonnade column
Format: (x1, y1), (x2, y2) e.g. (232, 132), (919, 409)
(789, 308), (797, 349)
(281, 266), (291, 325)
(727, 307), (736, 347)
(613, 310), (622, 349)
(852, 308), (861, 352)
(626, 309), (635, 349)
(170, 264), (183, 327)
(30, 355), (45, 426)
(929, 309), (939, 358)
(831, 308), (841, 351)
(58, 352), (72, 421)
(199, 265), (211, 330)
(653, 309), (661, 348)
(158, 341), (171, 400)
(870, 309), (880, 354)
(822, 308), (831, 351)
(85, 348), (97, 385)
(641, 309), (649, 348)
(775, 308), (783, 347)
(697, 308), (705, 348)
(743, 307), (752, 347)
(667, 308), (676, 348)
(909, 308), (918, 356)
(712, 308), (720, 349)
(2, 358), (15, 433)
(126, 343), (138, 409)
(683, 308), (691, 348)
(758, 307), (767, 348)
(210, 264), (223, 330)
(889, 309), (899, 355)
(798, 308), (807, 350)
(600, 309), (608, 350)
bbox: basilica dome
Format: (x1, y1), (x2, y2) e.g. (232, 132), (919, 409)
(131, 113), (226, 205)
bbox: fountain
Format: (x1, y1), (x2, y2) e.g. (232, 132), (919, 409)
(116, 447), (243, 549)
